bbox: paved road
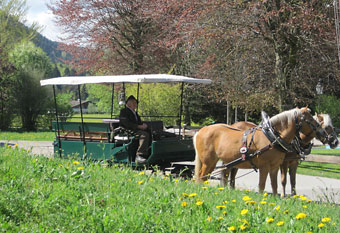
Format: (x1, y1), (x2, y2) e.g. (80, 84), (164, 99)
(1, 140), (339, 204)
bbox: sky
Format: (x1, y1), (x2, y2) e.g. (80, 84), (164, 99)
(25, 0), (62, 42)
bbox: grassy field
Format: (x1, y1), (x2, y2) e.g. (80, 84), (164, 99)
(297, 161), (340, 180)
(0, 131), (55, 141)
(0, 146), (339, 232)
(311, 147), (340, 156)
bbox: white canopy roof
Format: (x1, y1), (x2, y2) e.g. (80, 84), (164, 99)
(40, 74), (212, 86)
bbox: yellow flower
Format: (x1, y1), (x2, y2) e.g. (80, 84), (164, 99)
(207, 216), (212, 222)
(216, 205), (226, 209)
(204, 180), (210, 184)
(241, 219), (249, 225)
(137, 180), (144, 185)
(77, 166), (84, 170)
(14, 144), (18, 147)
(262, 198), (267, 201)
(263, 192), (268, 197)
(218, 216), (224, 221)
(189, 193), (197, 197)
(73, 161), (80, 165)
(283, 210), (289, 214)
(300, 195), (307, 201)
(246, 200), (256, 205)
(277, 221), (284, 226)
(228, 226), (236, 231)
(218, 187), (225, 191)
(321, 217), (331, 223)
(202, 186), (208, 189)
(275, 206), (281, 211)
(302, 205), (308, 209)
(255, 206), (261, 210)
(223, 211), (227, 215)
(138, 171), (145, 175)
(296, 213), (307, 220)
(196, 201), (203, 206)
(269, 202), (275, 206)
(245, 189), (250, 192)
(318, 223), (325, 228)
(223, 200), (229, 204)
(182, 192), (189, 197)
(240, 225), (247, 230)
(332, 222), (336, 226)
(181, 201), (187, 207)
(242, 196), (252, 201)
(240, 209), (248, 215)
(191, 178), (196, 181)
(266, 218), (274, 223)
(232, 200), (236, 203)
(260, 201), (267, 205)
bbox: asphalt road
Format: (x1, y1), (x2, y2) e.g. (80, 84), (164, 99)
(1, 140), (339, 204)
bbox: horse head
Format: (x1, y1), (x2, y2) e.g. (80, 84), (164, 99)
(297, 107), (328, 145)
(314, 113), (339, 149)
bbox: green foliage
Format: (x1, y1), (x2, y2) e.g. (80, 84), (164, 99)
(0, 147), (339, 232)
(0, 131), (54, 141)
(318, 95), (340, 128)
(9, 41), (53, 131)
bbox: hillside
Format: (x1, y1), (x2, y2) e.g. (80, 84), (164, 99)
(32, 32), (62, 63)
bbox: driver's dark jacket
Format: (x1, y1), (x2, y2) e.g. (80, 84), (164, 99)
(119, 107), (142, 131)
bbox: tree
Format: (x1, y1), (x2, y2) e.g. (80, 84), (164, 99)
(49, 0), (172, 75)
(9, 41), (53, 131)
(0, 0), (37, 129)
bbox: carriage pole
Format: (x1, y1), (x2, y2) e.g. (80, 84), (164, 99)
(53, 85), (62, 158)
(110, 83), (115, 119)
(78, 85), (87, 154)
(178, 82), (184, 137)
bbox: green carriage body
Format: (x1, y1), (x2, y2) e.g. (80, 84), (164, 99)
(52, 121), (195, 167)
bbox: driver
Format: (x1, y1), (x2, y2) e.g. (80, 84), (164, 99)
(119, 95), (150, 163)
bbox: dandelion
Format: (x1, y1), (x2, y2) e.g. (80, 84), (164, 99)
(263, 192), (268, 197)
(302, 205), (308, 209)
(318, 223), (325, 228)
(283, 210), (289, 214)
(246, 200), (256, 205)
(269, 202), (275, 206)
(260, 201), (267, 205)
(240, 219), (249, 225)
(181, 201), (187, 207)
(196, 201), (203, 206)
(66, 166), (70, 169)
(77, 166), (84, 170)
(175, 179), (179, 183)
(255, 206), (261, 210)
(266, 218), (274, 223)
(223, 211), (227, 215)
(332, 222), (336, 226)
(189, 193), (197, 197)
(240, 224), (247, 230)
(214, 192), (219, 195)
(138, 171), (145, 175)
(232, 200), (236, 203)
(300, 195), (307, 201)
(202, 186), (208, 189)
(204, 180), (210, 184)
(216, 205), (226, 209)
(218, 187), (225, 191)
(7, 145), (12, 148)
(275, 206), (281, 211)
(277, 221), (284, 226)
(182, 192), (189, 197)
(14, 144), (18, 147)
(218, 216), (224, 221)
(321, 217), (331, 223)
(73, 161), (80, 165)
(296, 213), (307, 220)
(191, 178), (196, 181)
(242, 196), (252, 201)
(137, 180), (144, 185)
(223, 200), (229, 204)
(228, 226), (236, 231)
(240, 209), (248, 215)
(207, 216), (212, 222)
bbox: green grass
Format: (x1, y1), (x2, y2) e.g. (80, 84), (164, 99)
(297, 161), (340, 180)
(68, 113), (112, 123)
(0, 147), (339, 232)
(0, 131), (54, 141)
(311, 147), (340, 156)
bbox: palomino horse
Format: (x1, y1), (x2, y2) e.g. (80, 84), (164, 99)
(280, 113), (338, 197)
(194, 107), (326, 195)
(228, 114), (337, 196)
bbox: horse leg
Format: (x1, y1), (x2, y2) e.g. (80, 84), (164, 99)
(230, 168), (238, 189)
(280, 161), (289, 197)
(289, 160), (298, 195)
(220, 167), (229, 186)
(258, 167), (269, 193)
(269, 167), (279, 195)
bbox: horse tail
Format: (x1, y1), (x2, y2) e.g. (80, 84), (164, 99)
(193, 132), (201, 181)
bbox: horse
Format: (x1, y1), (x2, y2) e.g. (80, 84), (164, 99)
(229, 113), (338, 196)
(280, 113), (338, 197)
(193, 107), (327, 195)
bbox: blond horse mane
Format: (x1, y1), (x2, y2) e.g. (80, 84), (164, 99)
(269, 108), (301, 130)
(314, 113), (333, 127)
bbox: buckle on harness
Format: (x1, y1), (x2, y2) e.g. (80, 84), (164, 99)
(240, 147), (248, 154)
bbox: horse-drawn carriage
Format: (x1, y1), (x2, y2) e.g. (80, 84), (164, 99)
(40, 74), (211, 170)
